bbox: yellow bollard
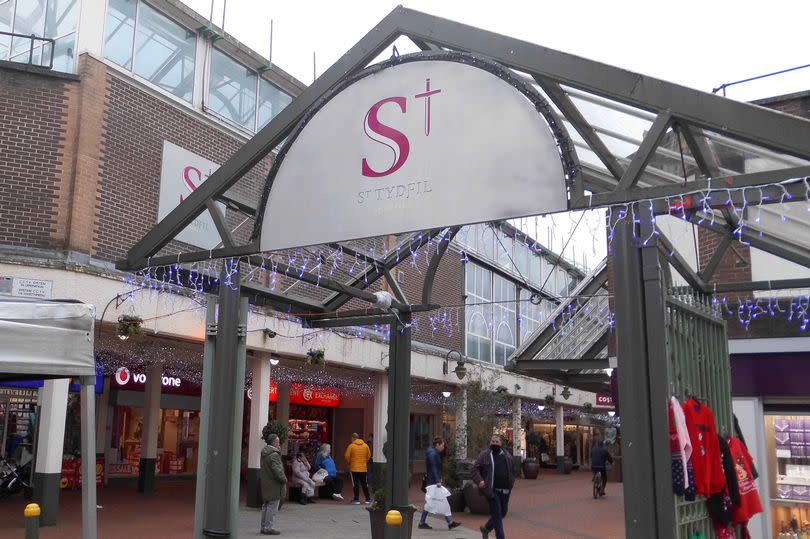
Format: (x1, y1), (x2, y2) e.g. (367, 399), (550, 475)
(385, 509), (403, 526)
(24, 503), (40, 539)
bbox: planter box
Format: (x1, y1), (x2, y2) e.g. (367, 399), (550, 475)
(448, 489), (465, 513)
(462, 483), (490, 515)
(521, 459), (540, 480)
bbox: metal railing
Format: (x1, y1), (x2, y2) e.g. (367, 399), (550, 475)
(0, 31), (55, 70)
(536, 293), (610, 361)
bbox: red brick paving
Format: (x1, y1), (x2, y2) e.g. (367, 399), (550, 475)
(0, 470), (624, 538)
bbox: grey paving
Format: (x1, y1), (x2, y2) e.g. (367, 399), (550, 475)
(237, 501), (481, 539)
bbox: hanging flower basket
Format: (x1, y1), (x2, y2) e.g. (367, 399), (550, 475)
(306, 348), (325, 366)
(116, 315), (143, 339)
(543, 394), (556, 408)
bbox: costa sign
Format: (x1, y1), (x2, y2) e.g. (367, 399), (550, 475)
(596, 393), (615, 408)
(256, 51), (574, 251)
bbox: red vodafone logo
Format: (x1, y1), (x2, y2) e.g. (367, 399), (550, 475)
(114, 367), (131, 386)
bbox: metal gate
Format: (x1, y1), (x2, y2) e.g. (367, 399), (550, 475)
(666, 289), (733, 539)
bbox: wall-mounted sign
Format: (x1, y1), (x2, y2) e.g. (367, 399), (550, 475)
(596, 393), (615, 408)
(248, 381), (341, 408)
(158, 141), (226, 249)
(256, 52), (574, 251)
(0, 277), (53, 299)
(111, 367), (198, 396)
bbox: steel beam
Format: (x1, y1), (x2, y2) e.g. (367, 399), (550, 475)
(536, 77), (624, 181)
(586, 168), (810, 210)
(383, 268), (408, 304)
(677, 124), (719, 178)
(709, 277), (810, 293)
(421, 227), (459, 305)
(688, 213), (810, 269)
(617, 112), (672, 190)
(395, 8), (810, 160)
(205, 200), (236, 248)
(699, 234), (734, 281)
(655, 227), (707, 292)
(513, 359), (609, 370)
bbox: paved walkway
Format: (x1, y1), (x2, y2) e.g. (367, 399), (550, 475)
(0, 470), (624, 538)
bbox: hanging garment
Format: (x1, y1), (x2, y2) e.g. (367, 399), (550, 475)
(718, 436), (740, 507)
(733, 414), (758, 479)
(727, 437), (763, 526)
(682, 398), (726, 497)
(669, 396), (693, 493)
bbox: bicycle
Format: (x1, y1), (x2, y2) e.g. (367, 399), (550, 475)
(592, 470), (604, 499)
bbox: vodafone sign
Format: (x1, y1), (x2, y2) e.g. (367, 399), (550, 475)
(257, 52), (574, 251)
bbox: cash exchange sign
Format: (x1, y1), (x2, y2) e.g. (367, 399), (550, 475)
(256, 53), (573, 252)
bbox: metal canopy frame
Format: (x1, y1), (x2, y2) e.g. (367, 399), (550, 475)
(118, 8), (810, 539)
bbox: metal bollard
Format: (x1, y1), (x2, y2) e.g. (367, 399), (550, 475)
(23, 503), (40, 539)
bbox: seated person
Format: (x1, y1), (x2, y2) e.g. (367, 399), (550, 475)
(291, 452), (317, 505)
(314, 443), (344, 500)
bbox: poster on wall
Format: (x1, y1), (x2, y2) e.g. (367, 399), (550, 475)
(158, 141), (226, 249)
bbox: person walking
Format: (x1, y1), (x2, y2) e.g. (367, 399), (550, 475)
(313, 444), (344, 500)
(344, 433), (371, 504)
(472, 434), (515, 539)
(418, 437), (461, 530)
(291, 451), (317, 504)
(590, 440), (613, 496)
(260, 433), (287, 536)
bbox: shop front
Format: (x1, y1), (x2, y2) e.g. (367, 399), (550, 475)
(106, 367), (202, 478)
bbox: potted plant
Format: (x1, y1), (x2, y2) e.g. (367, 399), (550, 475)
(462, 481), (491, 515)
(543, 394), (556, 408)
(262, 420), (288, 445)
(116, 314), (143, 339)
(306, 348), (325, 366)
(367, 488), (417, 539)
(521, 431), (542, 479)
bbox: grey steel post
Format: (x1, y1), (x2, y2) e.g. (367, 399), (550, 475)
(612, 204), (676, 538)
(385, 310), (412, 539)
(201, 270), (243, 538)
(193, 300), (218, 539)
(228, 297), (249, 533)
(80, 375), (97, 539)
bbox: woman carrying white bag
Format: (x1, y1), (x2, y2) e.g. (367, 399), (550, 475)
(418, 437), (462, 530)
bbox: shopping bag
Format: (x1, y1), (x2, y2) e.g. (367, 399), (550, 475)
(312, 468), (328, 483)
(424, 484), (452, 516)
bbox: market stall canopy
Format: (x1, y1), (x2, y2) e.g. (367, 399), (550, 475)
(0, 298), (95, 381)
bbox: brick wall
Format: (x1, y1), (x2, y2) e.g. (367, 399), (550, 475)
(96, 63), (271, 262)
(0, 64), (75, 249)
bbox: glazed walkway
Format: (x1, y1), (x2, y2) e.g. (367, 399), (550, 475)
(0, 470), (624, 538)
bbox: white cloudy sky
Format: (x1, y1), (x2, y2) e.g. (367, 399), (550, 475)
(182, 0), (810, 270)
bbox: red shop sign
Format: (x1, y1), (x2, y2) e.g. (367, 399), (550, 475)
(596, 393), (615, 408)
(248, 382), (341, 408)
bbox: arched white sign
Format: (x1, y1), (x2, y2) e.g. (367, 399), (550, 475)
(257, 53), (574, 251)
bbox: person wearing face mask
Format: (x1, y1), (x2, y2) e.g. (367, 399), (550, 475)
(472, 434), (515, 539)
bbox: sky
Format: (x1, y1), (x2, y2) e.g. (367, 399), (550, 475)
(182, 0), (810, 270)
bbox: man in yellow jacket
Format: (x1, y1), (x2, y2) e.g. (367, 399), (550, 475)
(345, 433), (371, 504)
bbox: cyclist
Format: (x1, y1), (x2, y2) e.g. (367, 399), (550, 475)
(590, 440), (613, 496)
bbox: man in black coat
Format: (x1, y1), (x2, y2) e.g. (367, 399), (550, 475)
(472, 434), (515, 539)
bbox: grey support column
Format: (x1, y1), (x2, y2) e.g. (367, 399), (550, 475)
(384, 311), (412, 539)
(138, 364), (161, 494)
(276, 383), (290, 456)
(612, 205), (676, 538)
(555, 404), (565, 473)
(372, 372), (388, 484)
(454, 387), (467, 460)
(193, 301), (217, 539)
(34, 379), (69, 526)
(80, 375), (98, 539)
(246, 355), (272, 508)
(199, 273), (246, 538)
